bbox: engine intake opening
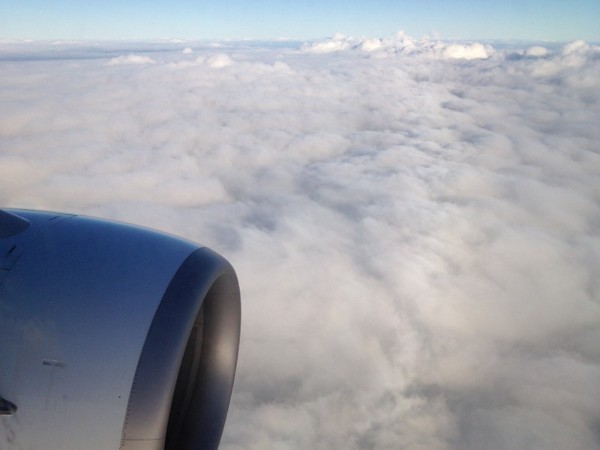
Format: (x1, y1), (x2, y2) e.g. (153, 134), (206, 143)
(166, 272), (241, 450)
(120, 248), (240, 450)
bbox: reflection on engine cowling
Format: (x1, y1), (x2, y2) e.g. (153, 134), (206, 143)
(0, 209), (240, 450)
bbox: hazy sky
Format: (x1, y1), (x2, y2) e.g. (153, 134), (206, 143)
(0, 0), (599, 41)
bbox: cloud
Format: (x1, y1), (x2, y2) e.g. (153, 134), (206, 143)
(1, 34), (599, 449)
(107, 53), (156, 65)
(205, 52), (234, 68)
(301, 31), (494, 59)
(525, 46), (549, 57)
(437, 42), (490, 60)
(301, 32), (355, 53)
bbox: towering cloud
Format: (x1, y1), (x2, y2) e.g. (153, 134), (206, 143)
(1, 34), (599, 449)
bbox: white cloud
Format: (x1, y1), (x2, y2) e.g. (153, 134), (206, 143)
(107, 53), (156, 65)
(206, 52), (234, 68)
(301, 33), (355, 53)
(301, 32), (494, 59)
(1, 34), (599, 450)
(562, 39), (589, 55)
(360, 38), (384, 52)
(525, 45), (549, 57)
(437, 42), (491, 60)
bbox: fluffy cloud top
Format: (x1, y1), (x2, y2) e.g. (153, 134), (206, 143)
(107, 53), (156, 65)
(1, 34), (599, 450)
(525, 45), (550, 57)
(302, 32), (494, 59)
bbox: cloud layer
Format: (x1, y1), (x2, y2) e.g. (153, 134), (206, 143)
(1, 34), (599, 449)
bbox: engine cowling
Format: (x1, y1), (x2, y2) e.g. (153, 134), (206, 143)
(0, 209), (240, 450)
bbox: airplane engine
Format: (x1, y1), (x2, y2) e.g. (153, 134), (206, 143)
(0, 209), (240, 450)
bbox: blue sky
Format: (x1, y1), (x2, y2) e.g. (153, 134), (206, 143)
(0, 0), (599, 42)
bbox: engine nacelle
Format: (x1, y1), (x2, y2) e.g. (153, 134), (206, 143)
(0, 209), (240, 450)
